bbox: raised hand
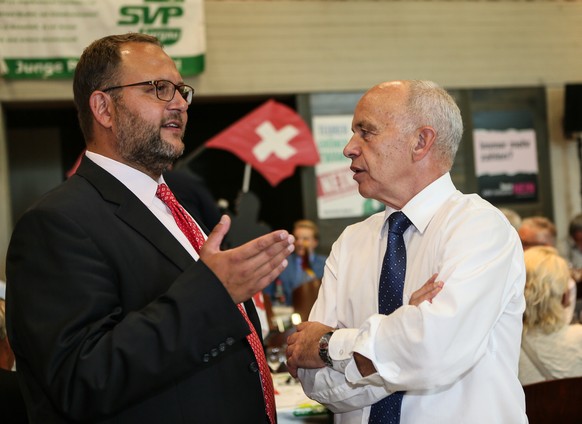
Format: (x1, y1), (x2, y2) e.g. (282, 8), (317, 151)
(200, 215), (295, 304)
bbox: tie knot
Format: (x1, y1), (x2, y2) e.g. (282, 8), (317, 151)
(156, 183), (173, 202)
(388, 211), (412, 235)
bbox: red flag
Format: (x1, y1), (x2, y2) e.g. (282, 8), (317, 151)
(205, 100), (319, 186)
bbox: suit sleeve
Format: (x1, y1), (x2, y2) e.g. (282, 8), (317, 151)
(6, 207), (252, 420)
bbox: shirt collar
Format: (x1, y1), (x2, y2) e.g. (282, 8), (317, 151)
(85, 150), (164, 205)
(382, 172), (457, 235)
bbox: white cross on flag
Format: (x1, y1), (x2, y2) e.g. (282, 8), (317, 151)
(205, 100), (320, 186)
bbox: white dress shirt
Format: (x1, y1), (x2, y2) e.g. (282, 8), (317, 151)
(298, 173), (527, 423)
(85, 152), (272, 336)
(85, 151), (205, 260)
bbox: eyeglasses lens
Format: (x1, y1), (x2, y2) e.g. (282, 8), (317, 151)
(154, 80), (193, 104)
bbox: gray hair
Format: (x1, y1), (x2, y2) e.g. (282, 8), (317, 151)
(401, 80), (463, 170)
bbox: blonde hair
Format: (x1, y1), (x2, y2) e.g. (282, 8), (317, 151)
(293, 219), (319, 240)
(523, 246), (569, 334)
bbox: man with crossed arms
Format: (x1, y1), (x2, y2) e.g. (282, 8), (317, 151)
(286, 80), (527, 423)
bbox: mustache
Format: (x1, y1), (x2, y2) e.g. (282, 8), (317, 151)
(162, 113), (185, 127)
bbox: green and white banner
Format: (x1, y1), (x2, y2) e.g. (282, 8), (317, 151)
(0, 0), (205, 79)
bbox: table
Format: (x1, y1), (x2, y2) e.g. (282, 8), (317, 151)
(273, 372), (332, 424)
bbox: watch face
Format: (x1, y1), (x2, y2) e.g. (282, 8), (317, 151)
(319, 332), (334, 367)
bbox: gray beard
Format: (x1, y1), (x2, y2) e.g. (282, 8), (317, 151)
(114, 102), (185, 176)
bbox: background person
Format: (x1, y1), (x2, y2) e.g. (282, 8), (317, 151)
(265, 219), (327, 306)
(518, 215), (556, 249)
(519, 246), (582, 385)
(567, 212), (582, 273)
(5, 33), (293, 424)
(518, 216), (577, 324)
(286, 80), (527, 423)
(499, 207), (522, 231)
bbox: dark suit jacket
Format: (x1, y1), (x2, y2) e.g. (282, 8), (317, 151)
(162, 169), (221, 231)
(6, 157), (270, 423)
(0, 369), (29, 423)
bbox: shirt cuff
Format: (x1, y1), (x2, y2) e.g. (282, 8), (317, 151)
(328, 328), (359, 373)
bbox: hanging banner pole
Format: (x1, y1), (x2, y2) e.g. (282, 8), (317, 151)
(242, 163), (251, 193)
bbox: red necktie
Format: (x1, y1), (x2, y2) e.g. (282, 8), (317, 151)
(237, 304), (277, 424)
(156, 183), (205, 252)
(156, 183), (276, 424)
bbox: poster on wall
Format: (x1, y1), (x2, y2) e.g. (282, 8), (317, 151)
(473, 126), (539, 202)
(0, 0), (205, 79)
(312, 115), (383, 219)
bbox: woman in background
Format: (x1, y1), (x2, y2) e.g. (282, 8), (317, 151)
(519, 246), (582, 385)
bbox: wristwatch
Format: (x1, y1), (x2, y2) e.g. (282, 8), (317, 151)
(318, 331), (334, 367)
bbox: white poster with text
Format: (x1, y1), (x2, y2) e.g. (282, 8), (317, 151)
(313, 115), (383, 219)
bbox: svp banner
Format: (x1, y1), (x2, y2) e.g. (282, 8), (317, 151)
(0, 0), (205, 79)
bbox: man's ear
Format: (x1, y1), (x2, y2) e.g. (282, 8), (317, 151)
(89, 91), (114, 130)
(412, 126), (437, 162)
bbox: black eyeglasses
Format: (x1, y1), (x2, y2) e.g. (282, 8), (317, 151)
(101, 80), (195, 105)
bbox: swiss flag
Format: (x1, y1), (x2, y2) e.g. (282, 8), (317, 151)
(205, 100), (319, 186)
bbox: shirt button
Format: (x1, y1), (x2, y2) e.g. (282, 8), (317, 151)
(210, 348), (219, 357)
(249, 362), (259, 373)
(226, 337), (235, 346)
(339, 349), (344, 355)
(219, 343), (226, 352)
(202, 354), (210, 363)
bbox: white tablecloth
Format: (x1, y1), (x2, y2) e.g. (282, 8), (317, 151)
(273, 372), (330, 423)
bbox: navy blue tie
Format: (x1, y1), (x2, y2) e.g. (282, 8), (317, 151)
(369, 211), (412, 424)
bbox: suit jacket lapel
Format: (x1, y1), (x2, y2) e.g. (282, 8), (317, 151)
(75, 157), (193, 271)
(243, 298), (263, 342)
(76, 157), (264, 336)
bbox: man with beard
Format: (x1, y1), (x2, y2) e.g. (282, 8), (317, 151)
(5, 33), (294, 424)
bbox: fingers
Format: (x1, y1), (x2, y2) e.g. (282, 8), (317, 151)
(286, 339), (299, 378)
(227, 234), (294, 290)
(295, 322), (309, 332)
(414, 273), (438, 297)
(287, 362), (298, 378)
(225, 231), (294, 281)
(409, 273), (444, 306)
(201, 227), (295, 304)
(425, 281), (444, 303)
(286, 322), (307, 347)
(237, 231), (295, 262)
(202, 215), (231, 255)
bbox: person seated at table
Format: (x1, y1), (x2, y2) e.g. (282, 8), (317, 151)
(567, 213), (582, 281)
(498, 207), (522, 231)
(518, 216), (577, 324)
(264, 220), (327, 306)
(519, 246), (582, 385)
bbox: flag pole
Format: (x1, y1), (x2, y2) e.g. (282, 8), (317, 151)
(242, 163), (251, 193)
(173, 144), (207, 170)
